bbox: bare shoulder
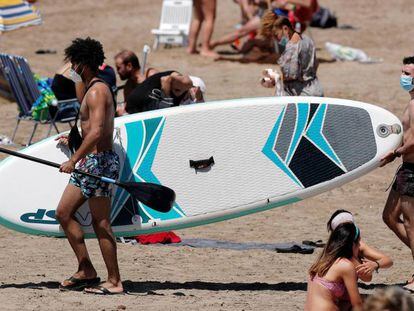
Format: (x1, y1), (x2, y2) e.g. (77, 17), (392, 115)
(334, 258), (355, 273)
(86, 82), (110, 98)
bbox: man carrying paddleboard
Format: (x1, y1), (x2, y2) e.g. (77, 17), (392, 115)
(56, 37), (123, 295)
(381, 55), (414, 292)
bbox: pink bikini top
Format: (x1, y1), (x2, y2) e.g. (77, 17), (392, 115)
(312, 275), (347, 299)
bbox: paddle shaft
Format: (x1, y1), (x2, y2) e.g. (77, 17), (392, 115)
(0, 147), (120, 185)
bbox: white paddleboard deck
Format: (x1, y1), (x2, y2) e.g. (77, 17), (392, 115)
(0, 97), (402, 237)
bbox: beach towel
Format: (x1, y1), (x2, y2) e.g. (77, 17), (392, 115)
(0, 0), (42, 32)
(169, 238), (314, 253)
(135, 232), (182, 244)
(32, 74), (56, 121)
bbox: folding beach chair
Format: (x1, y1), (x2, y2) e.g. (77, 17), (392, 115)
(151, 0), (193, 50)
(0, 54), (79, 145)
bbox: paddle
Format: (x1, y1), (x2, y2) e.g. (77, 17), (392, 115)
(0, 147), (175, 213)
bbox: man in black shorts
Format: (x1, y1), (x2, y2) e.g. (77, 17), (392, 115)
(56, 37), (123, 295)
(381, 56), (414, 291)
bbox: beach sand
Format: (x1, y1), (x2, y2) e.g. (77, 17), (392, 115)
(0, 0), (413, 310)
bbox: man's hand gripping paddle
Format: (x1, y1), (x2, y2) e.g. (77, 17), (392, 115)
(0, 147), (175, 213)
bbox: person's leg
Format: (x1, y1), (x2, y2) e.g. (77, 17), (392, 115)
(199, 0), (218, 57)
(55, 184), (97, 285)
(187, 0), (204, 54)
(210, 16), (260, 49)
(85, 196), (123, 294)
(382, 189), (409, 246)
(400, 195), (414, 289)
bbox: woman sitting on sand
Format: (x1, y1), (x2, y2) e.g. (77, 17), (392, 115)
(305, 222), (363, 311)
(260, 10), (323, 96)
(327, 210), (393, 282)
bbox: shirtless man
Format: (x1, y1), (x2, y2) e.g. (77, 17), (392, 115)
(56, 37), (123, 295)
(381, 56), (414, 291)
(114, 50), (157, 115)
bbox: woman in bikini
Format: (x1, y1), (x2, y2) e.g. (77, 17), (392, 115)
(327, 210), (393, 283)
(305, 222), (363, 311)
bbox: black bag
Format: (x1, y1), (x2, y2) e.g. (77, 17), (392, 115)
(310, 7), (337, 29)
(68, 122), (82, 154)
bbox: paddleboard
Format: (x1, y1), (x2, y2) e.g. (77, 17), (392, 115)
(0, 96), (402, 237)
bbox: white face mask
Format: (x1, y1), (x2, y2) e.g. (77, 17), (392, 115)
(68, 66), (83, 83)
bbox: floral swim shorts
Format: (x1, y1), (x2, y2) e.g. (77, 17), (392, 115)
(392, 162), (414, 197)
(69, 150), (120, 199)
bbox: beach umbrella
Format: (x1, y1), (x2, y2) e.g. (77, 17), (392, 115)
(0, 0), (41, 33)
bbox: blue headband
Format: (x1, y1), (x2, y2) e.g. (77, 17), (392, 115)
(354, 225), (360, 242)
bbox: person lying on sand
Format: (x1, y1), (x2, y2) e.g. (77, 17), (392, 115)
(121, 71), (193, 115)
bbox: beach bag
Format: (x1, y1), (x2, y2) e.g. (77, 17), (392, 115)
(310, 7), (337, 28)
(68, 122), (82, 154)
(32, 75), (57, 121)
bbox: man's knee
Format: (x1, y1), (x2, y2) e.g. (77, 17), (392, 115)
(92, 218), (112, 235)
(55, 207), (71, 225)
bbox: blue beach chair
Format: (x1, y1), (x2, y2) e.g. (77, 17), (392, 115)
(0, 54), (79, 145)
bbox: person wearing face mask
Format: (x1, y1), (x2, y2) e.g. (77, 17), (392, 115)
(55, 37), (123, 295)
(124, 71), (193, 115)
(380, 56), (414, 292)
(260, 10), (323, 96)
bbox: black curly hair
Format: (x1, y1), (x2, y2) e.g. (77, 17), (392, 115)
(403, 56), (414, 65)
(64, 37), (105, 72)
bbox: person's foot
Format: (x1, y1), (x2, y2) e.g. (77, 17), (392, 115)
(60, 267), (98, 288)
(59, 276), (100, 291)
(403, 281), (414, 293)
(84, 281), (124, 295)
(200, 49), (219, 59)
(405, 274), (414, 285)
(186, 48), (199, 54)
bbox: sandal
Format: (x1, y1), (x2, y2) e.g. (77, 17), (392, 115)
(84, 285), (124, 295)
(59, 276), (100, 291)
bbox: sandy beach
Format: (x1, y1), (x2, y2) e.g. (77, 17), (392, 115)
(0, 0), (413, 310)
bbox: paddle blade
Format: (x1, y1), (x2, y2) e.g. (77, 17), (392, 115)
(120, 182), (176, 213)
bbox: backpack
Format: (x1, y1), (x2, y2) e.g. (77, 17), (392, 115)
(310, 6), (337, 29)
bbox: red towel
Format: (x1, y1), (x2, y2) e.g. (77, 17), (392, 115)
(135, 232), (181, 244)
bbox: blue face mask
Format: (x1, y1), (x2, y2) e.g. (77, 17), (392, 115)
(278, 36), (289, 47)
(400, 75), (414, 92)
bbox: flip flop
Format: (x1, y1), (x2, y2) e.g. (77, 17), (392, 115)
(302, 240), (326, 248)
(275, 245), (314, 254)
(59, 276), (100, 291)
(84, 285), (124, 295)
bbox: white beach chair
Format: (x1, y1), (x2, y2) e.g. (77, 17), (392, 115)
(151, 0), (193, 50)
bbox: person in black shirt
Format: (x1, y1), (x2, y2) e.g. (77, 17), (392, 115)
(124, 71), (193, 115)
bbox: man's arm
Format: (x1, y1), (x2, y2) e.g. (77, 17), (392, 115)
(380, 101), (413, 167)
(395, 101), (414, 156)
(59, 87), (106, 173)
